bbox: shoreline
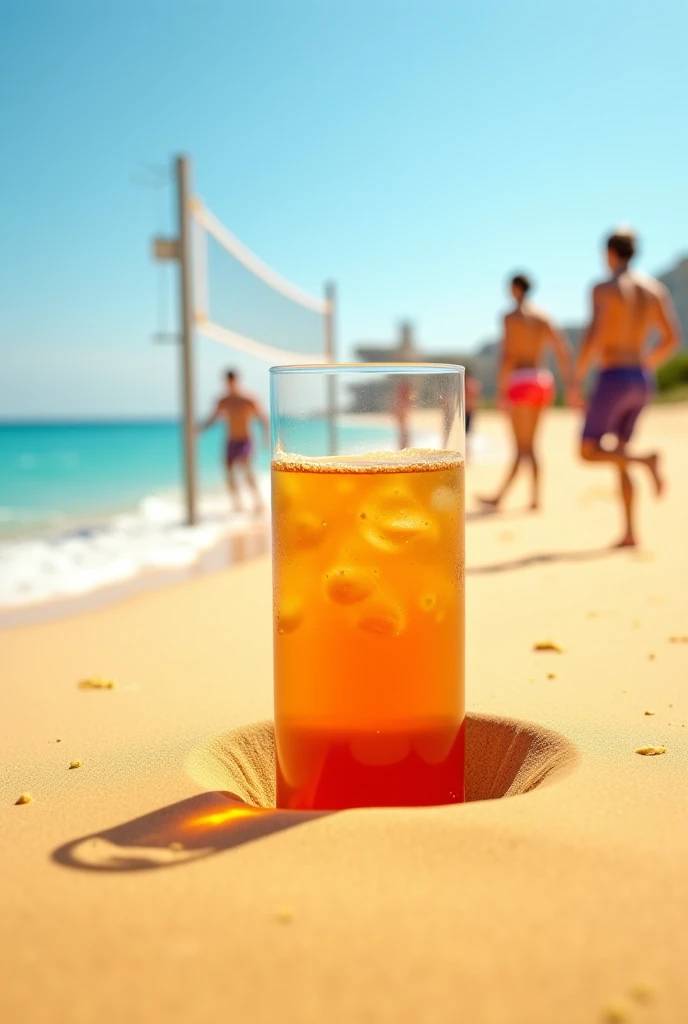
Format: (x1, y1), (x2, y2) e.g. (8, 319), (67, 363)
(0, 417), (495, 622)
(0, 414), (404, 614)
(1, 402), (677, 625)
(0, 521), (269, 629)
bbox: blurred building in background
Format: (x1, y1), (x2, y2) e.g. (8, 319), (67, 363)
(351, 322), (474, 412)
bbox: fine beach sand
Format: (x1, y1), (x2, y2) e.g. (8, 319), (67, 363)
(1, 406), (687, 1024)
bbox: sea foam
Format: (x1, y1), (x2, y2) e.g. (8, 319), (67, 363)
(0, 482), (269, 610)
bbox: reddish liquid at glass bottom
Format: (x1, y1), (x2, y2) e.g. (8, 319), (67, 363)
(276, 718), (465, 811)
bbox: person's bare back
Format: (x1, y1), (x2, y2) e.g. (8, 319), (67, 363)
(217, 393), (261, 442)
(587, 271), (676, 370)
(497, 281), (573, 405)
(503, 303), (558, 369)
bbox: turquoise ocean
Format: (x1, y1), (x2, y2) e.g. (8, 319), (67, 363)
(1, 420), (258, 536)
(0, 419), (396, 610)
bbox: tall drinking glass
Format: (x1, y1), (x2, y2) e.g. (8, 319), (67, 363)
(270, 364), (465, 811)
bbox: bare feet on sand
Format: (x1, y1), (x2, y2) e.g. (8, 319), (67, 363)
(613, 534), (637, 549)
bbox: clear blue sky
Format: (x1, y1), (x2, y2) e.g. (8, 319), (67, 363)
(1, 0), (687, 418)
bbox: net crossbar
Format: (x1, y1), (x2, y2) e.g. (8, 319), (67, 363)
(190, 199), (329, 365)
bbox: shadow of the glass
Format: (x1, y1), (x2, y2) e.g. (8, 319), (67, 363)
(53, 713), (577, 873)
(52, 792), (328, 872)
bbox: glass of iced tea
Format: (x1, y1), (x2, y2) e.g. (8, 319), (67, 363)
(270, 364), (465, 811)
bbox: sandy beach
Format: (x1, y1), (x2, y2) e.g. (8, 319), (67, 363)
(2, 406), (687, 1024)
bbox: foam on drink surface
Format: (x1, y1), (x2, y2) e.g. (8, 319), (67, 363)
(272, 447), (463, 474)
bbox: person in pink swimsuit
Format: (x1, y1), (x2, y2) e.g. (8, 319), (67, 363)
(480, 274), (575, 511)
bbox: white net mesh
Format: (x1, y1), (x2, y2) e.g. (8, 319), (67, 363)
(191, 201), (328, 364)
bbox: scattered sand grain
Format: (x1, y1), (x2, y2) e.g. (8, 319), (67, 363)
(78, 677), (116, 690)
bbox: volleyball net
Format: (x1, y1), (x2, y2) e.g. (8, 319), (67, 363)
(189, 198), (332, 366)
(151, 155), (336, 524)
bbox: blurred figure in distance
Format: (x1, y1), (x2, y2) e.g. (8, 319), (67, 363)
(576, 227), (681, 547)
(198, 369), (269, 516)
(479, 273), (575, 511)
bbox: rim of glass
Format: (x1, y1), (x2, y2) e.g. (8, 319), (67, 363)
(270, 362), (465, 375)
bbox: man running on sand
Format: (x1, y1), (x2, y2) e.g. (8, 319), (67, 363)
(199, 369), (269, 515)
(575, 227), (681, 548)
(479, 273), (574, 511)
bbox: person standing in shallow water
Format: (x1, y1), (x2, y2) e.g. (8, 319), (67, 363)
(199, 369), (269, 515)
(575, 227), (681, 548)
(479, 273), (575, 512)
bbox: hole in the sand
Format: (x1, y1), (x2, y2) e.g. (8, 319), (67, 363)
(53, 715), (577, 872)
(185, 714), (578, 809)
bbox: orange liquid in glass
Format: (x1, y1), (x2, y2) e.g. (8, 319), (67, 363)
(272, 450), (465, 811)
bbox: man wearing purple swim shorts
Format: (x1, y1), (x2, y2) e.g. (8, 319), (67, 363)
(575, 228), (681, 547)
(199, 369), (269, 515)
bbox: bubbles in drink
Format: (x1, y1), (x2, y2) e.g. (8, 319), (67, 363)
(325, 565), (379, 605)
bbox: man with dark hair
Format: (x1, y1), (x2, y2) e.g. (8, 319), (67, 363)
(606, 230), (636, 263)
(511, 273), (532, 295)
(199, 369), (269, 515)
(575, 227), (681, 547)
(479, 273), (574, 511)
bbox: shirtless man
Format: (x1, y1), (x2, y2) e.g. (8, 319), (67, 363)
(480, 273), (574, 511)
(576, 228), (681, 547)
(199, 369), (269, 515)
